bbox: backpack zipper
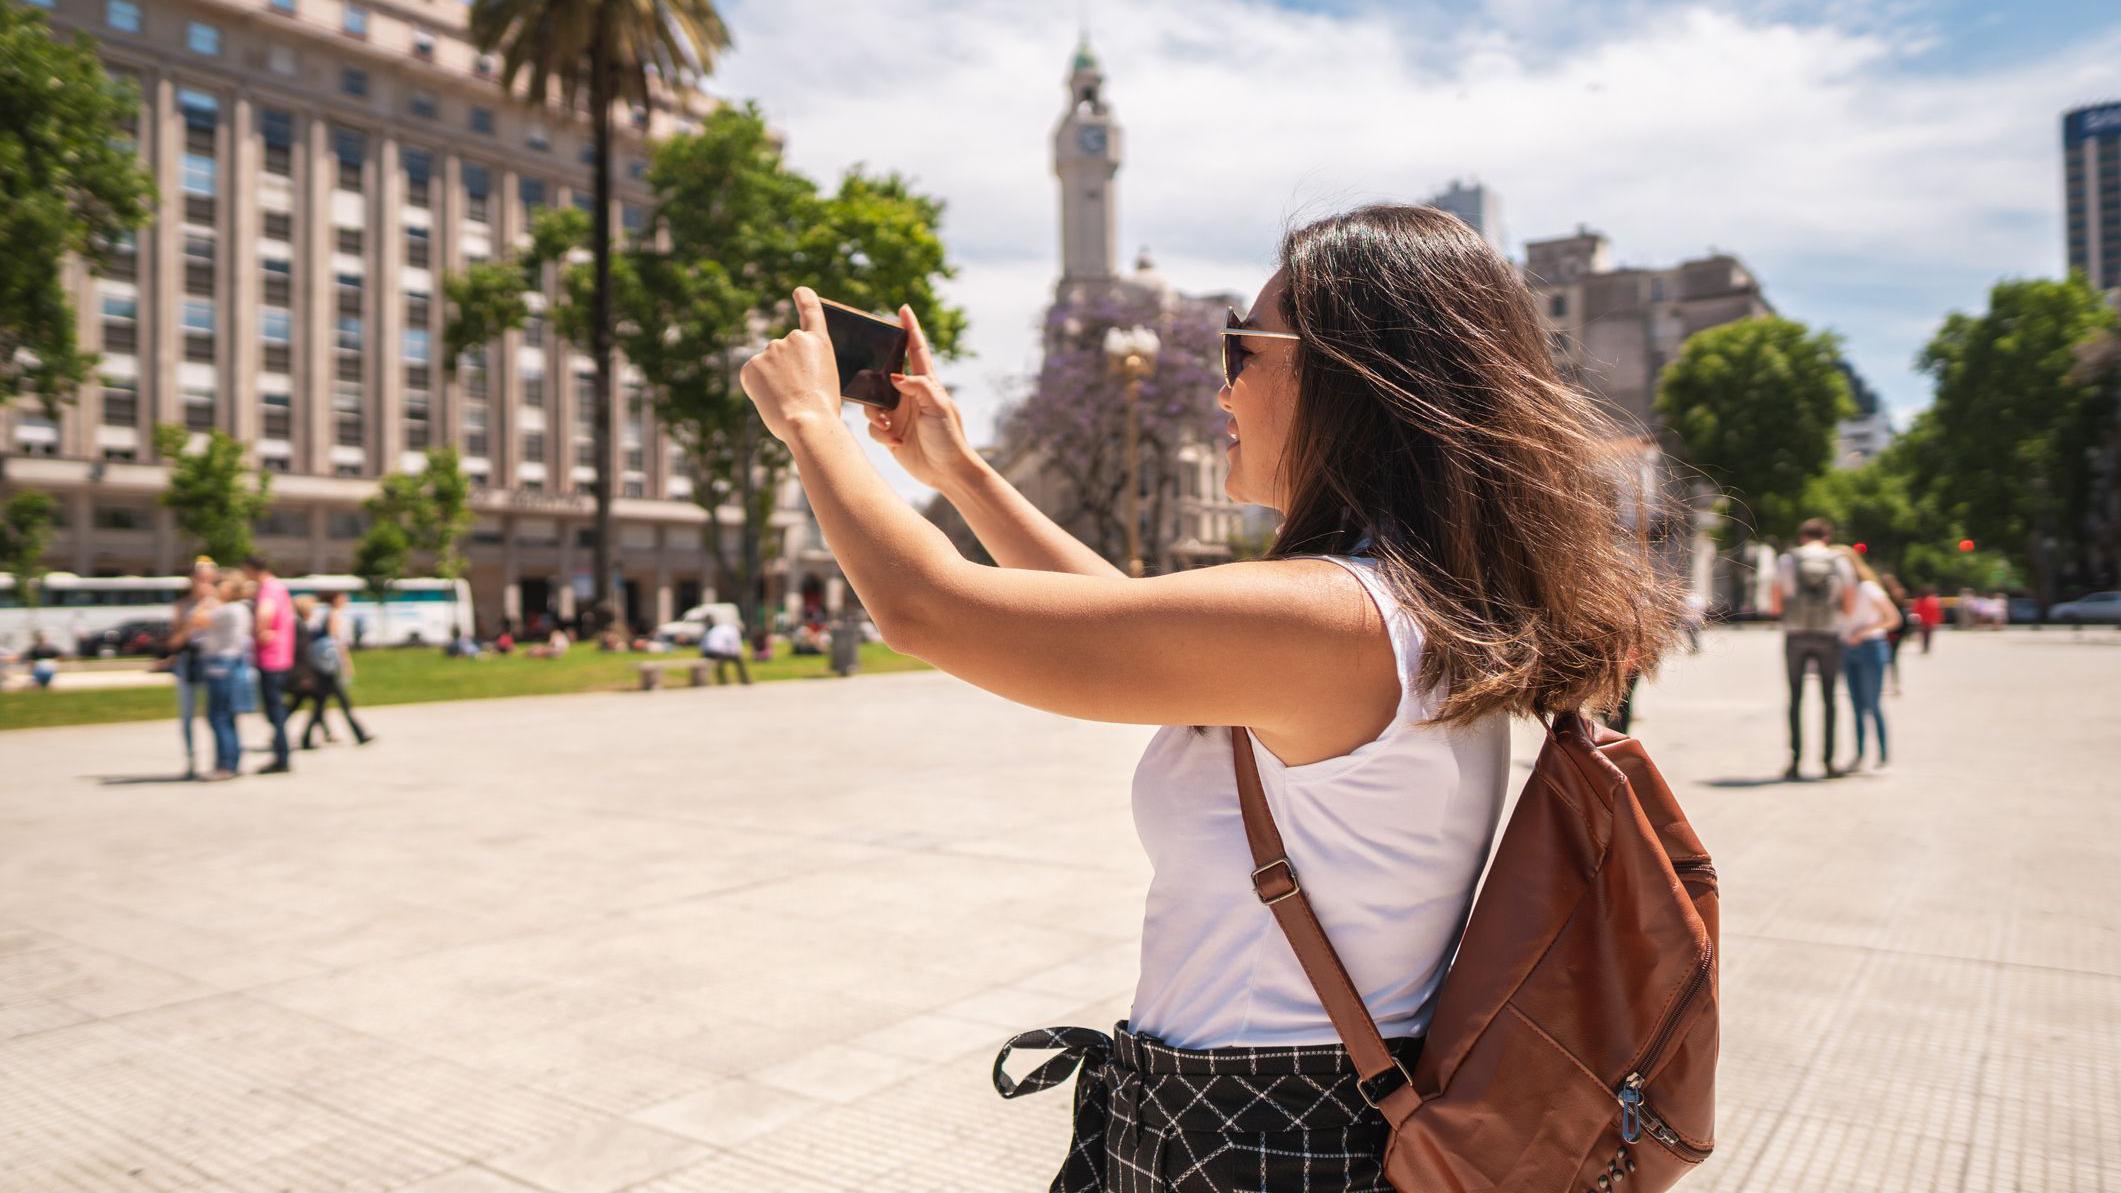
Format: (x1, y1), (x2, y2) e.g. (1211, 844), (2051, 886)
(1612, 869), (1715, 1154)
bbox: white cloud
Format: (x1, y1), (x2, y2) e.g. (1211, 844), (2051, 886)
(710, 0), (2119, 499)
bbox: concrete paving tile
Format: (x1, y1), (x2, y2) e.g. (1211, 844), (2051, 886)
(629, 1078), (822, 1147)
(484, 1119), (710, 1193)
(397, 1167), (551, 1192)
(747, 1042), (931, 1104)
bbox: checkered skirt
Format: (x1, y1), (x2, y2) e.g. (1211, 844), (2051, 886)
(994, 1023), (1422, 1192)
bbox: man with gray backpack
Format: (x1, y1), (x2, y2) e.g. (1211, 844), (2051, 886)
(1773, 518), (1858, 780)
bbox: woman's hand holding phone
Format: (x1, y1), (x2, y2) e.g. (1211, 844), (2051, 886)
(739, 288), (845, 443)
(866, 305), (981, 492)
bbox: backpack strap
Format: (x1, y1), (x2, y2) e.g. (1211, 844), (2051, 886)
(1230, 727), (1423, 1124)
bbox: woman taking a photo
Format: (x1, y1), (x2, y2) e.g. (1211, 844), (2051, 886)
(740, 204), (1685, 1190)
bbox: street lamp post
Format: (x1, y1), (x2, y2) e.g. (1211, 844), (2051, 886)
(1104, 325), (1160, 578)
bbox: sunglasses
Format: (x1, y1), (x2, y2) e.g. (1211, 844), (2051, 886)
(1218, 306), (1301, 388)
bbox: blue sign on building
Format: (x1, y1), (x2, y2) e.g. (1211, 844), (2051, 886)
(2065, 102), (2121, 147)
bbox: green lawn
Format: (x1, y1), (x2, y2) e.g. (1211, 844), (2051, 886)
(0, 641), (930, 731)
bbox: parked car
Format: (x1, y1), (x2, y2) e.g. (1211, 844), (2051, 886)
(95, 618), (172, 657)
(2007, 596), (2046, 625)
(2048, 592), (2121, 625)
(653, 602), (744, 646)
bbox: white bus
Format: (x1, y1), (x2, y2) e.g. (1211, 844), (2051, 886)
(0, 573), (472, 654)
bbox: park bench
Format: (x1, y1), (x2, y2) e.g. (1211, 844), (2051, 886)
(637, 659), (713, 690)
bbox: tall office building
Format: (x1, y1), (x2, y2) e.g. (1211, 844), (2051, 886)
(2065, 102), (2121, 293)
(1425, 179), (1503, 254)
(0, 0), (835, 631)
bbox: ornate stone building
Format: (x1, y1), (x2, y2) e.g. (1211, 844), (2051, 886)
(931, 41), (1259, 572)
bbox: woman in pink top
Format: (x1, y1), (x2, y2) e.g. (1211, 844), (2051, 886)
(242, 556), (296, 774)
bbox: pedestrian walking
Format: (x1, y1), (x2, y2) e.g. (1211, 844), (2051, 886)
(1773, 518), (1858, 780)
(737, 204), (1691, 1190)
(291, 596), (372, 749)
(198, 574), (253, 782)
(242, 556), (296, 775)
(164, 558), (219, 778)
(1838, 548), (1901, 772)
(1914, 587), (1943, 652)
(1882, 574), (1909, 697)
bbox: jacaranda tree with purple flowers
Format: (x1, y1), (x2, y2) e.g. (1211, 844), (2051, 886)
(1000, 285), (1228, 570)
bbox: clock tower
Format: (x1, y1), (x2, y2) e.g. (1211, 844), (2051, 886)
(1054, 38), (1120, 288)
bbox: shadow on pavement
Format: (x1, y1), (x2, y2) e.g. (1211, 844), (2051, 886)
(92, 773), (198, 787)
(1703, 775), (1804, 789)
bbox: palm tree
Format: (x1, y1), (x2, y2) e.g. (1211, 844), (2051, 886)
(467, 0), (730, 632)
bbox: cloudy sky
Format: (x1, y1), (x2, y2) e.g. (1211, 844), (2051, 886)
(707, 0), (2120, 500)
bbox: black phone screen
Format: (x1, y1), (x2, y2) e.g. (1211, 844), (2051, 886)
(820, 300), (909, 411)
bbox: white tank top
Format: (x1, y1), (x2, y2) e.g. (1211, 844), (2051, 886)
(1128, 555), (1510, 1049)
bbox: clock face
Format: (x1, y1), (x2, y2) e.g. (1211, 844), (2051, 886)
(1077, 125), (1108, 155)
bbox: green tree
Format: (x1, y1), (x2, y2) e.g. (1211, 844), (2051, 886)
(152, 424), (272, 565)
(0, 489), (59, 611)
(0, 3), (155, 412)
(466, 0), (731, 633)
(1656, 316), (1854, 606)
(356, 447), (475, 637)
(351, 517), (411, 638)
(1910, 277), (2117, 603)
(446, 104), (966, 638)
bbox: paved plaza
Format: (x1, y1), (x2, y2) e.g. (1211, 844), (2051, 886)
(2, 628), (2118, 1192)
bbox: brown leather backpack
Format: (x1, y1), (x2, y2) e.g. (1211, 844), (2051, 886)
(1233, 712), (1718, 1191)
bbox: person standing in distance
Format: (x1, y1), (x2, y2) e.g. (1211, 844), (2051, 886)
(242, 556), (297, 775)
(1771, 518), (1858, 780)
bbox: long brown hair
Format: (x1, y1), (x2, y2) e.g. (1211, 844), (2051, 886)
(1267, 204), (1685, 723)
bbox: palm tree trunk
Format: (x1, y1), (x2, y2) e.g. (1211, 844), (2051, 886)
(589, 15), (618, 633)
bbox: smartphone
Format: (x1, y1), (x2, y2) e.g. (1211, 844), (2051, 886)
(819, 298), (909, 411)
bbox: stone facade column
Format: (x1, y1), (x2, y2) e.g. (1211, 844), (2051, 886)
(309, 506), (329, 574)
(147, 73), (182, 451)
(302, 111), (334, 476)
(228, 92), (260, 443)
(436, 151), (462, 451)
(70, 491), (93, 573)
(374, 133), (403, 474)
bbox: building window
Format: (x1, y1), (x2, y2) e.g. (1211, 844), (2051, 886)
(186, 21), (219, 55)
(465, 406), (489, 458)
(106, 0), (140, 33)
(406, 291), (431, 327)
(474, 53), (495, 77)
(183, 235), (216, 296)
(404, 224), (431, 268)
(336, 227), (363, 256)
(182, 152), (216, 198)
(403, 327), (430, 365)
(463, 163), (490, 223)
(470, 106), (494, 136)
(262, 256), (292, 306)
(182, 385), (216, 431)
(571, 192), (593, 215)
(342, 4), (367, 37)
(336, 315), (363, 352)
(268, 0), (294, 12)
(528, 124), (551, 152)
(267, 45), (296, 75)
(333, 383), (364, 448)
(262, 308), (292, 346)
(519, 177), (546, 211)
(328, 512), (364, 539)
(403, 147), (433, 208)
(522, 431), (545, 461)
(100, 295), (137, 354)
(264, 211), (293, 241)
(101, 376), (139, 427)
(628, 158), (646, 182)
(333, 127), (365, 192)
(622, 204), (645, 237)
(261, 390), (292, 440)
(1548, 293), (1566, 318)
(183, 300), (216, 362)
(408, 89), (438, 120)
(341, 68), (368, 99)
(521, 375), (544, 407)
(94, 505), (149, 531)
(412, 29), (434, 59)
(261, 108), (294, 176)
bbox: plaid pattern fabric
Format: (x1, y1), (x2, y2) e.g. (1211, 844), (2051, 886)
(994, 1023), (1422, 1192)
